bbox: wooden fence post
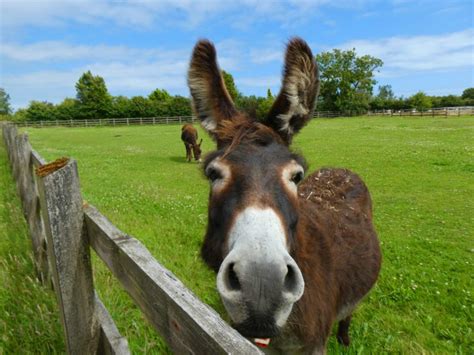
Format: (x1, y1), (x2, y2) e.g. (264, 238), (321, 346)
(3, 124), (18, 169)
(36, 160), (100, 354)
(13, 134), (33, 216)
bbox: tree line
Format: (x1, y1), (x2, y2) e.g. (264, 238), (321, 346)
(1, 48), (473, 122)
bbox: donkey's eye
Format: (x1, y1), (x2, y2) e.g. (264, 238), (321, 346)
(206, 167), (222, 182)
(291, 171), (304, 184)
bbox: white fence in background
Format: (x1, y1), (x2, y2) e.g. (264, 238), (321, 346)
(10, 107), (474, 128)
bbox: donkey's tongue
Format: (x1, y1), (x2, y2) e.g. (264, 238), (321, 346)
(254, 338), (271, 348)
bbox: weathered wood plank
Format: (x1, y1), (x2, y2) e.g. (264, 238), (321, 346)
(85, 205), (262, 355)
(26, 149), (50, 282)
(13, 134), (33, 215)
(16, 135), (51, 283)
(31, 149), (47, 167)
(37, 160), (100, 354)
(3, 124), (18, 170)
(1, 125), (49, 283)
(95, 294), (130, 355)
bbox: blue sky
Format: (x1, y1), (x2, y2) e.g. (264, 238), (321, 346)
(1, 0), (473, 110)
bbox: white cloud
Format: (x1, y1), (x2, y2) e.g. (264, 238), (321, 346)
(1, 41), (170, 62)
(1, 0), (374, 31)
(3, 42), (193, 67)
(237, 75), (281, 88)
(1, 40), (193, 109)
(250, 48), (283, 64)
(338, 29), (474, 71)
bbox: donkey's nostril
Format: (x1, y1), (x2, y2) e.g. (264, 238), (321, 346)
(284, 264), (298, 292)
(227, 263), (241, 291)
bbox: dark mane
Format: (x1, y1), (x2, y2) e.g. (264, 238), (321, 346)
(215, 116), (284, 152)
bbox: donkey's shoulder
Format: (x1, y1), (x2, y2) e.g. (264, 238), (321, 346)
(298, 168), (372, 216)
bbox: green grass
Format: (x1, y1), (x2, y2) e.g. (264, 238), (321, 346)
(0, 135), (65, 353)
(3, 115), (473, 353)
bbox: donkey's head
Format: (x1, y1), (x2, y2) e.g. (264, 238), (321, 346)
(192, 139), (203, 161)
(188, 38), (319, 338)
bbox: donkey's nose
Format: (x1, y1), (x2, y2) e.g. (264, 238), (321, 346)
(217, 254), (304, 314)
(282, 259), (305, 303)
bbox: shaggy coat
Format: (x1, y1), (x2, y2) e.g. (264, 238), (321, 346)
(181, 124), (202, 162)
(187, 38), (381, 354)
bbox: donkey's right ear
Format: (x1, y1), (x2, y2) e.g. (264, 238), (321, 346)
(264, 38), (319, 145)
(188, 40), (238, 137)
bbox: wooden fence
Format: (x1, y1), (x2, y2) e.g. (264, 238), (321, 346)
(368, 107), (474, 117)
(1, 122), (262, 354)
(11, 107), (473, 128)
(12, 111), (348, 128)
(15, 116), (197, 128)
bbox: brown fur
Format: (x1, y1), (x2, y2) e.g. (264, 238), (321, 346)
(181, 124), (202, 162)
(187, 37), (381, 353)
(289, 169), (381, 350)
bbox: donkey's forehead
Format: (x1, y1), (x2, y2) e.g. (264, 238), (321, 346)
(204, 141), (307, 172)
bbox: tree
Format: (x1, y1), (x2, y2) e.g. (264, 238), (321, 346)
(461, 88), (474, 100)
(377, 85), (395, 100)
(168, 96), (192, 116)
(110, 96), (132, 118)
(75, 71), (112, 119)
(129, 96), (155, 117)
(408, 92), (432, 111)
(12, 108), (27, 122)
(439, 95), (464, 107)
(55, 98), (80, 120)
(148, 88), (172, 102)
(222, 70), (240, 101)
(255, 89), (275, 121)
(25, 101), (57, 121)
(370, 85), (396, 110)
(316, 49), (383, 114)
(236, 95), (260, 117)
(148, 89), (172, 116)
(0, 88), (12, 115)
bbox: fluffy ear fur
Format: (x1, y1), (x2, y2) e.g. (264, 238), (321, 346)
(188, 40), (238, 136)
(265, 38), (320, 144)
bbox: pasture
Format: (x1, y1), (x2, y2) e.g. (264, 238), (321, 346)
(1, 116), (473, 353)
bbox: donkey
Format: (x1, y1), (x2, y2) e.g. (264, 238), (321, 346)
(187, 38), (381, 354)
(181, 123), (203, 162)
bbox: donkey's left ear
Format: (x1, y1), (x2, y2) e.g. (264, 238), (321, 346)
(188, 40), (238, 137)
(264, 38), (320, 145)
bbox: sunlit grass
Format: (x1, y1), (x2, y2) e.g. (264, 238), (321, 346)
(3, 115), (473, 353)
(0, 137), (64, 353)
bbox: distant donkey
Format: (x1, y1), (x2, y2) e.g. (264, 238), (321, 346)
(181, 124), (202, 162)
(187, 38), (381, 354)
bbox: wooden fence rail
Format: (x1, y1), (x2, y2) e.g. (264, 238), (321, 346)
(367, 107), (474, 117)
(1, 122), (262, 355)
(9, 107), (474, 128)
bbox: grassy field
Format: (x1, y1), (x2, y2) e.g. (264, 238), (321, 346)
(0, 135), (65, 353)
(1, 116), (472, 353)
